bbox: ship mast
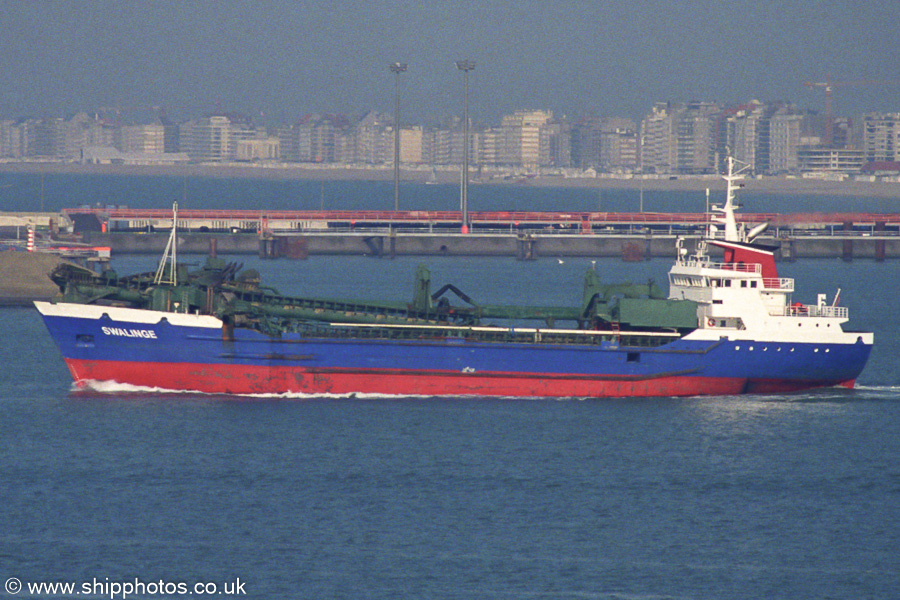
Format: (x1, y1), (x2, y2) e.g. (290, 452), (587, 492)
(154, 201), (178, 286)
(712, 156), (750, 242)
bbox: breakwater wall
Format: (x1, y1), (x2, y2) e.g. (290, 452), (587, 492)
(81, 232), (900, 261)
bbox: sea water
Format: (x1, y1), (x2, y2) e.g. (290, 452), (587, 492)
(4, 170), (900, 214)
(1, 175), (899, 599)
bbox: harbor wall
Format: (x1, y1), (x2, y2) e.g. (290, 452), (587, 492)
(0, 251), (65, 305)
(80, 232), (900, 261)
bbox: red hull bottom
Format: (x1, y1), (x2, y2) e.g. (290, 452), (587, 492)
(63, 359), (854, 398)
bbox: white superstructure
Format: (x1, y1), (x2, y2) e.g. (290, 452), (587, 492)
(669, 157), (872, 346)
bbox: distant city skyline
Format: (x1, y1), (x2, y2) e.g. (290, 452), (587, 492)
(0, 93), (895, 129)
(2, 1), (899, 125)
(6, 99), (900, 178)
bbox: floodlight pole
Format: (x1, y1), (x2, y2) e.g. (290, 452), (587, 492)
(389, 62), (407, 212)
(456, 59), (475, 234)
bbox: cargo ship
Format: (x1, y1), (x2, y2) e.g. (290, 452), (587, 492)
(35, 159), (873, 397)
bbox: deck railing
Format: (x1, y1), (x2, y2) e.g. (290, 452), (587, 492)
(677, 259), (762, 273)
(784, 304), (849, 318)
(762, 278), (795, 291)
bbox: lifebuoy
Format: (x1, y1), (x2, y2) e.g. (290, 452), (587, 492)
(708, 318), (715, 327)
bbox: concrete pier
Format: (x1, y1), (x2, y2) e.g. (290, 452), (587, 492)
(79, 231), (900, 261)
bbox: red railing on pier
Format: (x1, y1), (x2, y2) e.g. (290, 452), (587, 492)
(61, 207), (900, 226)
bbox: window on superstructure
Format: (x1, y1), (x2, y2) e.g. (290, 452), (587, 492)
(750, 281), (758, 288)
(741, 280), (748, 288)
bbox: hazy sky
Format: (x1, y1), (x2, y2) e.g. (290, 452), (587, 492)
(2, 0), (899, 124)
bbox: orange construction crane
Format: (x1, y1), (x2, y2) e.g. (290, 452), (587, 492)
(803, 75), (900, 146)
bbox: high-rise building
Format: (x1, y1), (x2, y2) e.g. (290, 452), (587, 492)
(181, 116), (232, 162)
(640, 102), (719, 173)
(354, 111), (391, 164)
(768, 112), (804, 173)
(426, 121), (465, 165)
(399, 126), (425, 164)
(572, 117), (636, 170)
(640, 103), (678, 173)
(676, 102), (719, 173)
(283, 114), (347, 163)
(861, 113), (900, 163)
(120, 124), (166, 154)
(477, 126), (503, 166)
(31, 118), (67, 158)
(723, 103), (765, 172)
(0, 120), (26, 158)
(538, 120), (571, 167)
(180, 115), (258, 162)
(500, 110), (553, 167)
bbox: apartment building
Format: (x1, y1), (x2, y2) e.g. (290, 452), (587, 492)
(538, 121), (571, 167)
(500, 110), (553, 167)
(722, 103), (767, 172)
(768, 112), (803, 173)
(572, 117), (637, 170)
(120, 124), (166, 154)
(355, 111), (391, 164)
(399, 126), (425, 164)
(181, 116), (231, 162)
(0, 120), (26, 158)
(235, 138), (280, 161)
(641, 102), (719, 173)
(798, 147), (866, 172)
(477, 126), (503, 166)
(278, 114), (350, 163)
(861, 113), (900, 163)
(601, 128), (638, 170)
(640, 103), (677, 172)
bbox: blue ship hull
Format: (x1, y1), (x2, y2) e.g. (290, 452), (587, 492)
(36, 303), (872, 397)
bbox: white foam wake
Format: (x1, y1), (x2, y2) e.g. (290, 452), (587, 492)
(71, 379), (512, 400)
